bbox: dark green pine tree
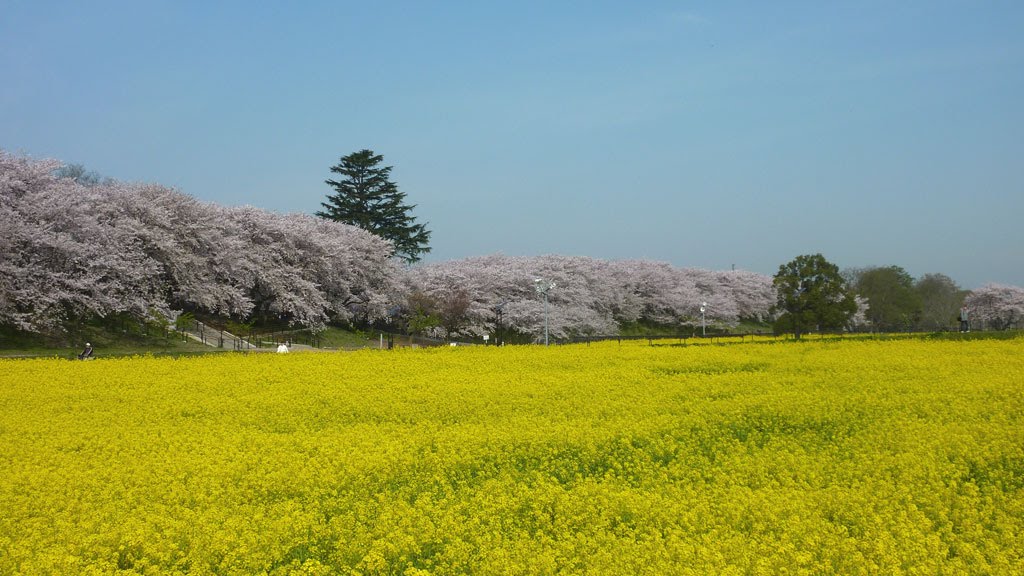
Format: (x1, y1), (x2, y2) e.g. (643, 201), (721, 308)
(316, 149), (431, 263)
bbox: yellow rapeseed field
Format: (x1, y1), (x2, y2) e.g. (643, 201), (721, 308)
(1, 337), (1023, 575)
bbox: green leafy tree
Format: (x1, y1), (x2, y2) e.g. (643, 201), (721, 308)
(317, 149), (431, 263)
(852, 266), (922, 331)
(914, 273), (964, 331)
(773, 254), (856, 338)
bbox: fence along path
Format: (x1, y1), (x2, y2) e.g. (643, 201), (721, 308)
(179, 320), (321, 351)
(178, 319), (257, 350)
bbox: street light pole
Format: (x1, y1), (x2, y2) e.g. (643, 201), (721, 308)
(700, 301), (707, 337)
(534, 278), (555, 346)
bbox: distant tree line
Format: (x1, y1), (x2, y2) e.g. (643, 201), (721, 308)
(772, 254), (1024, 336)
(2, 149), (1022, 342)
(842, 265), (1024, 332)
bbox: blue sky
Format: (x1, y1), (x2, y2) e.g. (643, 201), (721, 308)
(3, 1), (1022, 288)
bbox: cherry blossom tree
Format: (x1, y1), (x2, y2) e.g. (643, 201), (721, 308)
(404, 255), (777, 340)
(1, 151), (77, 331)
(1, 152), (164, 331)
(710, 270), (777, 323)
(217, 207), (397, 328)
(849, 295), (871, 331)
(964, 284), (1024, 330)
(1, 150), (397, 334)
(402, 255), (614, 340)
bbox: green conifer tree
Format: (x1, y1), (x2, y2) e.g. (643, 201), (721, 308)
(316, 149), (431, 263)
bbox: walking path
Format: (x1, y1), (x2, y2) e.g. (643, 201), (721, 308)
(179, 320), (257, 350)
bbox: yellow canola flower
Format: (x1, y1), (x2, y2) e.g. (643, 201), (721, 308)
(0, 337), (1022, 574)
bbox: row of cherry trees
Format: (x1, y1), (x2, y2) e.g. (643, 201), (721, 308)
(1, 151), (398, 333)
(402, 255), (776, 340)
(0, 151), (778, 340)
(3, 149), (1022, 340)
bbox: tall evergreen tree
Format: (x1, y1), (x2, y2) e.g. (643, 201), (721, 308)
(316, 150), (431, 263)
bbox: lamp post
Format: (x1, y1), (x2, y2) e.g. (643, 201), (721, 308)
(534, 278), (555, 345)
(700, 301), (707, 337)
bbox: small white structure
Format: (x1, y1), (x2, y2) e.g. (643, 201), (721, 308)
(276, 343), (289, 353)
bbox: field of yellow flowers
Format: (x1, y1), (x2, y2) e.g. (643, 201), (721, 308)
(1, 337), (1023, 575)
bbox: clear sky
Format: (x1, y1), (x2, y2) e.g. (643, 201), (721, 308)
(3, 1), (1022, 288)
